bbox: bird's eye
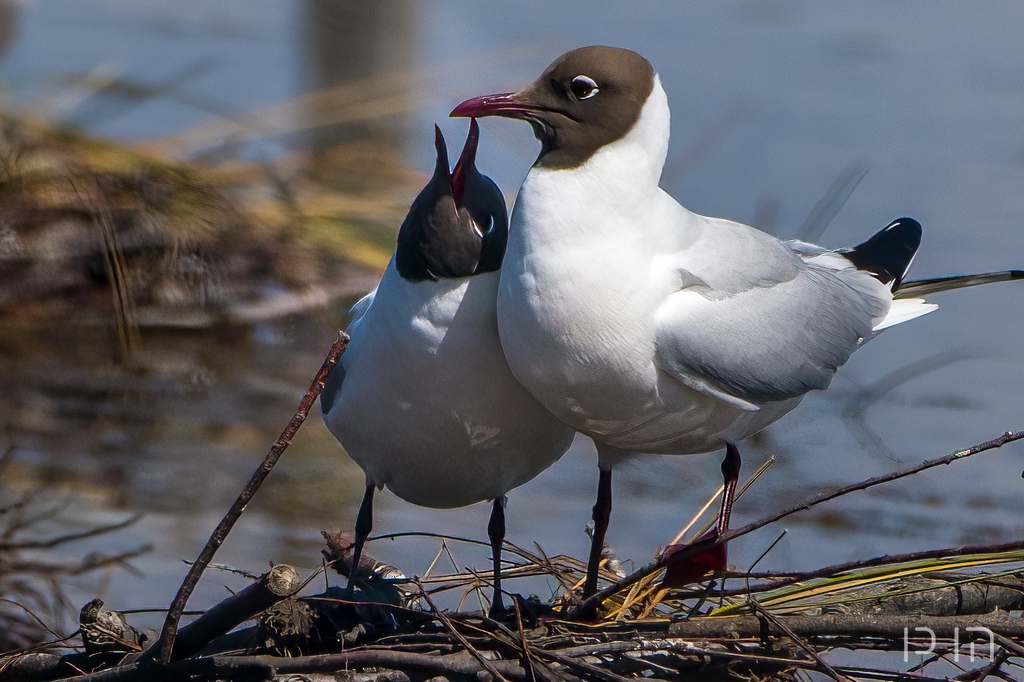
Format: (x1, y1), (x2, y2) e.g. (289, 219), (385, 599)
(568, 75), (599, 101)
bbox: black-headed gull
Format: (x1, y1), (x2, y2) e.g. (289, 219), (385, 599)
(452, 45), (1022, 599)
(321, 121), (575, 615)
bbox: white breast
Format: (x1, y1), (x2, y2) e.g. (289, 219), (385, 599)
(324, 259), (574, 508)
(499, 176), (762, 454)
(496, 79), (802, 456)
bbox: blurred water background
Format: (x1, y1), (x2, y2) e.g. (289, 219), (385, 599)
(0, 0), (1022, 633)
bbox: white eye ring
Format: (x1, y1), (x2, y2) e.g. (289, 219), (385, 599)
(569, 75), (599, 101)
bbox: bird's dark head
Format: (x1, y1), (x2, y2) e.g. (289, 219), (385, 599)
(450, 46), (656, 170)
(395, 120), (507, 282)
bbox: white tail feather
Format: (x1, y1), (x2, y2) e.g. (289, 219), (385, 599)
(874, 298), (938, 332)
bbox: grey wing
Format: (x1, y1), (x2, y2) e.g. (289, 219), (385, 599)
(653, 264), (890, 408)
(321, 287), (376, 416)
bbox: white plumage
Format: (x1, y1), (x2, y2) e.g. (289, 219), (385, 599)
(320, 123), (575, 614)
(324, 261), (574, 509)
(497, 74), (931, 461)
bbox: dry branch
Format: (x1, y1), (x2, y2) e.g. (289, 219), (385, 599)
(0, 653), (65, 682)
(41, 650), (529, 682)
(168, 564), (301, 661)
(0, 464), (148, 651)
(0, 515), (143, 553)
(150, 332), (347, 663)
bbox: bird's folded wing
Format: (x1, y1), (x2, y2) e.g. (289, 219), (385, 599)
(653, 265), (890, 407)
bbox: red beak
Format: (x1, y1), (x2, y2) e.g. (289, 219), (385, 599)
(450, 92), (536, 119)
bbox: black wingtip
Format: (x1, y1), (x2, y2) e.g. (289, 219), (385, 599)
(843, 217), (922, 290)
(895, 268), (1024, 298)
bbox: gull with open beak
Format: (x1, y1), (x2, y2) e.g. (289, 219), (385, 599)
(321, 121), (575, 616)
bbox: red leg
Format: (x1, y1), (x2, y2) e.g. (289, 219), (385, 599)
(663, 442), (740, 588)
(717, 442), (741, 535)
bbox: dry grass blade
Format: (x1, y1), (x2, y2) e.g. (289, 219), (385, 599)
(713, 547), (1024, 616)
(737, 548), (1024, 614)
(684, 454), (775, 543)
(607, 455), (779, 621)
(670, 485), (722, 547)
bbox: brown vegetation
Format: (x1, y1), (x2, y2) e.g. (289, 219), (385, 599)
(0, 111), (412, 333)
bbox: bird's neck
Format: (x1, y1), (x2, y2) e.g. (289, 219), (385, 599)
(518, 77), (671, 233)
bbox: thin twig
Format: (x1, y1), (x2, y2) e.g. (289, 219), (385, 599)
(993, 633), (1024, 659)
(748, 599), (851, 682)
(0, 599), (64, 641)
(573, 429), (1024, 617)
(746, 530), (788, 575)
(422, 540), (448, 580)
(150, 332), (348, 664)
(534, 650), (632, 682)
(0, 514), (142, 551)
(651, 643), (953, 682)
(465, 619), (632, 682)
(412, 579), (509, 682)
(512, 601), (538, 682)
(953, 648), (1009, 682)
(451, 615), (568, 682)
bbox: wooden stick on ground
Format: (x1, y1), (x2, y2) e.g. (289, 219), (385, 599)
(150, 332), (348, 664)
(169, 563), (301, 661)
